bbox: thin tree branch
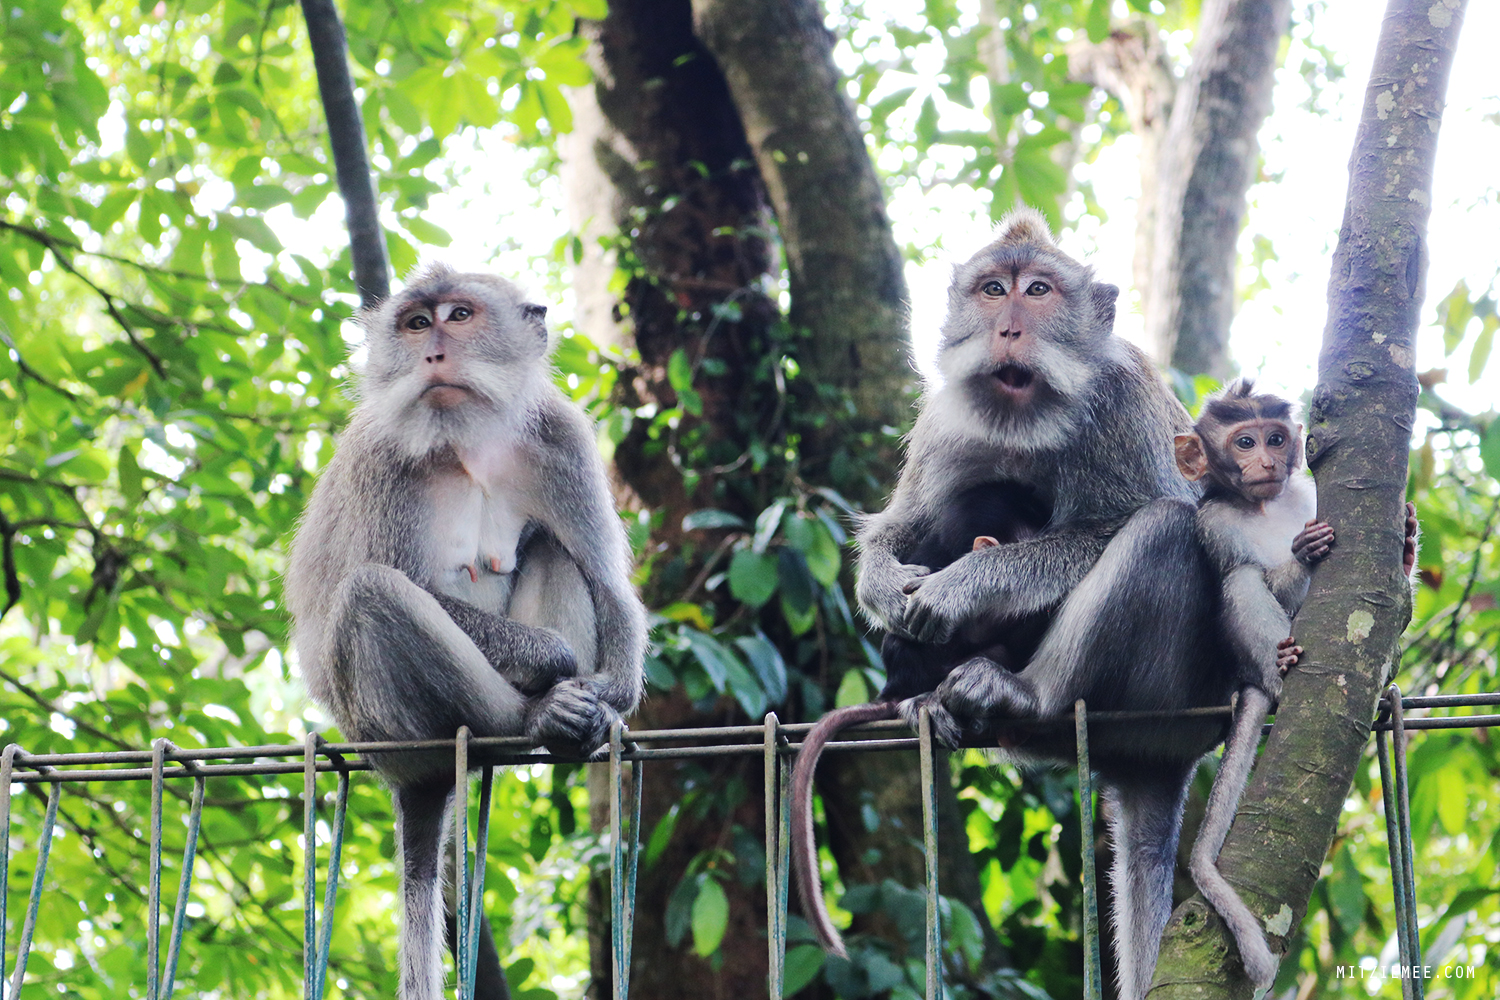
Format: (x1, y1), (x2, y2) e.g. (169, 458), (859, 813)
(299, 0), (391, 307)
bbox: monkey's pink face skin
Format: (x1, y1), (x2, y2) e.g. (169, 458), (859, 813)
(398, 299), (481, 408)
(969, 267), (1063, 402)
(1219, 418), (1298, 500)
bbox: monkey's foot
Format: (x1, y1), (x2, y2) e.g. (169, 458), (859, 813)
(900, 658), (1040, 748)
(524, 679), (618, 756)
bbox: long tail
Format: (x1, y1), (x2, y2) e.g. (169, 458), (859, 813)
(1189, 686), (1279, 988)
(393, 784), (454, 1000)
(790, 701), (900, 959)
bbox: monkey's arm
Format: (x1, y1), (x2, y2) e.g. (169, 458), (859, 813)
(900, 528), (1110, 644)
(430, 592), (577, 694)
(854, 510), (935, 635)
(1223, 565), (1292, 699)
(527, 400), (647, 715)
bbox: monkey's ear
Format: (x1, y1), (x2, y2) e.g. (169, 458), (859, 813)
(1174, 433), (1208, 481)
(1090, 283), (1119, 332)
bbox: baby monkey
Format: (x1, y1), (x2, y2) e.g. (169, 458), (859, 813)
(1175, 379), (1331, 987)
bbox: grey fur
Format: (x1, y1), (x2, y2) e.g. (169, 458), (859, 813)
(1185, 393), (1320, 991)
(286, 267), (646, 1000)
(855, 211), (1229, 1000)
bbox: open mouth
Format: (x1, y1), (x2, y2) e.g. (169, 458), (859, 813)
(992, 364), (1035, 392)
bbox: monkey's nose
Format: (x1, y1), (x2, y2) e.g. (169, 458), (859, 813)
(426, 353), (445, 363)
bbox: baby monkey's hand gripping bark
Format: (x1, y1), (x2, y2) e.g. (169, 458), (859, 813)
(286, 265), (646, 1000)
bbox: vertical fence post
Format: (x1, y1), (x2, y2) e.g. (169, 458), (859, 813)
(7, 760), (58, 1000)
(1377, 686), (1419, 1000)
(0, 744), (18, 997)
(609, 721), (641, 1000)
(461, 765), (493, 997)
(1075, 701), (1102, 1000)
(453, 726), (472, 1000)
(161, 771), (206, 1000)
(764, 713), (785, 998)
(918, 708), (940, 1000)
(303, 732), (322, 1000)
(1390, 687), (1423, 999)
(147, 739), (170, 1000)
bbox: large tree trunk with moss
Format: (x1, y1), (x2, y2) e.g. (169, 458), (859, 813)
(1150, 2), (1467, 996)
(564, 0), (1003, 994)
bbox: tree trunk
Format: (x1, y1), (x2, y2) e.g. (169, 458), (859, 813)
(564, 0), (1008, 993)
(1134, 0), (1290, 377)
(1151, 2), (1467, 996)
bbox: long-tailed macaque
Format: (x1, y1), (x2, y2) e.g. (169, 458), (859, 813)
(286, 265), (646, 1000)
(798, 209), (1229, 999)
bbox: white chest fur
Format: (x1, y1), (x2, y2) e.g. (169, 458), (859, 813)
(1239, 474), (1317, 569)
(426, 442), (533, 609)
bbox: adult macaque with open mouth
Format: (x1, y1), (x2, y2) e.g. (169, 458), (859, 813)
(794, 209), (1241, 1000)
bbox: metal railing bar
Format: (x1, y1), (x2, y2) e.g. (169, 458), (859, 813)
(0, 744), (20, 996)
(313, 767), (349, 1000)
(7, 777), (58, 1000)
(1383, 693), (1500, 709)
(161, 773), (205, 1000)
(147, 739), (168, 1000)
(1371, 715), (1500, 731)
(1391, 689), (1424, 1000)
(462, 766), (494, 997)
(303, 732), (321, 1000)
(1076, 701), (1102, 1000)
(919, 708), (940, 1000)
(763, 713), (784, 999)
(454, 727), (473, 1000)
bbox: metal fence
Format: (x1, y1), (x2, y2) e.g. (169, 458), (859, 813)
(2, 688), (1498, 1000)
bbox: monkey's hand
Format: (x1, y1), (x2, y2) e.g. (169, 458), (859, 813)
(899, 559), (996, 645)
(1276, 637), (1302, 679)
(1402, 501), (1419, 578)
(854, 558), (931, 636)
(900, 658), (1040, 748)
(524, 678), (619, 755)
(1291, 519), (1334, 566)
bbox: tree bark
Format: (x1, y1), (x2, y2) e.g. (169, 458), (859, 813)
(690, 0), (911, 453)
(1151, 2), (1467, 996)
(299, 0), (390, 307)
(1135, 0), (1290, 377)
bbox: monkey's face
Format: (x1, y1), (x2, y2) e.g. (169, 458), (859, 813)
(1213, 418), (1302, 501)
(936, 240), (1115, 442)
(359, 267), (551, 454)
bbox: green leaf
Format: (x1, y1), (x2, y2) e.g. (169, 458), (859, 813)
(1327, 844), (1365, 936)
(1480, 426), (1500, 481)
(783, 514), (840, 586)
(777, 547), (815, 614)
(1468, 312), (1496, 383)
(834, 669), (869, 709)
(665, 873), (699, 948)
(690, 877), (729, 956)
(781, 944), (825, 996)
(728, 549), (778, 607)
(1086, 0), (1112, 43)
(402, 216), (453, 248)
(752, 499), (788, 553)
(733, 633), (787, 705)
(682, 509), (747, 532)
(118, 443), (143, 502)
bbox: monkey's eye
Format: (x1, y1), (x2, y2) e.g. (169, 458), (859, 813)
(1025, 280), (1051, 296)
(405, 313), (432, 331)
(981, 280), (1005, 297)
(1267, 432), (1285, 447)
(449, 305), (473, 322)
(1235, 435), (1255, 450)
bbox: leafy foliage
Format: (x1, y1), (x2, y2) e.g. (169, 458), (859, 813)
(2, 1), (1497, 998)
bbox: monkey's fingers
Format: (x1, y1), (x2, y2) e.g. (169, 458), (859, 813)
(464, 563), (479, 583)
(1276, 637), (1301, 671)
(1403, 502), (1419, 576)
